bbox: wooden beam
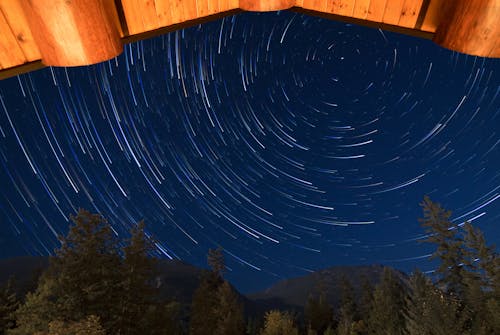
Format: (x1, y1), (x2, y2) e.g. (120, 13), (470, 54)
(21, 0), (123, 66)
(239, 0), (296, 11)
(433, 0), (500, 58)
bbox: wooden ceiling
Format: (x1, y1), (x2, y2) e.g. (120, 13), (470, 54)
(0, 0), (498, 80)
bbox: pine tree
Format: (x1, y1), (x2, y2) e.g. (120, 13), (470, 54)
(191, 247), (244, 335)
(143, 301), (184, 335)
(367, 267), (406, 335)
(0, 277), (19, 334)
(49, 209), (123, 331)
(260, 310), (299, 335)
(305, 292), (333, 335)
(337, 276), (358, 335)
(419, 196), (465, 296)
(404, 270), (433, 335)
(8, 274), (58, 335)
(426, 288), (467, 335)
(44, 315), (105, 335)
(207, 247), (225, 277)
(189, 270), (222, 335)
(214, 281), (245, 335)
(359, 275), (373, 318)
(460, 222), (499, 334)
(118, 220), (158, 335)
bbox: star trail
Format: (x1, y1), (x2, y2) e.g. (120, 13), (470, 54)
(0, 11), (499, 292)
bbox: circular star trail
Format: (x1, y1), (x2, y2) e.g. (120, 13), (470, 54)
(0, 12), (499, 292)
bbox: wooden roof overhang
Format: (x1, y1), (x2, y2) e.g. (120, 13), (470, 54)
(0, 0), (498, 80)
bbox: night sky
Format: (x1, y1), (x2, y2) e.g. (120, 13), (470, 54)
(0, 11), (499, 293)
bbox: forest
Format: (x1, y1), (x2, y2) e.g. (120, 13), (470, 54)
(0, 196), (498, 335)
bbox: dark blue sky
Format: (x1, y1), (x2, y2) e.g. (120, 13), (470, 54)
(0, 11), (499, 293)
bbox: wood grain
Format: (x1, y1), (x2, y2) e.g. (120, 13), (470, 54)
(367, 0), (387, 21)
(239, 0), (296, 11)
(0, 9), (26, 69)
(21, 0), (122, 66)
(352, 0), (371, 20)
(382, 0), (405, 25)
(399, 0), (424, 28)
(0, 0), (40, 62)
(0, 0), (498, 79)
(434, 0), (500, 57)
(421, 0), (445, 32)
(327, 0), (355, 17)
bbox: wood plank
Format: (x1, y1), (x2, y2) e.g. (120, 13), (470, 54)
(207, 0), (219, 15)
(121, 0), (160, 34)
(181, 0), (199, 21)
(21, 0), (122, 66)
(240, 0), (296, 11)
(0, 0), (40, 62)
(383, 0), (405, 25)
(352, 0), (371, 19)
(433, 0), (500, 57)
(398, 0), (424, 28)
(302, 0), (328, 12)
(327, 0), (355, 16)
(421, 0), (445, 32)
(0, 8), (26, 69)
(154, 0), (173, 27)
(219, 0), (239, 11)
(367, 0), (387, 21)
(197, 0), (210, 16)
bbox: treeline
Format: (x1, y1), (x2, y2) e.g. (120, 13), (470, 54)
(0, 197), (498, 335)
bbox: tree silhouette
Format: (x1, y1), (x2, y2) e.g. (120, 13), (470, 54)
(304, 292), (333, 335)
(0, 277), (19, 334)
(260, 310), (299, 335)
(419, 196), (465, 296)
(191, 247), (244, 335)
(118, 220), (158, 335)
(367, 267), (406, 335)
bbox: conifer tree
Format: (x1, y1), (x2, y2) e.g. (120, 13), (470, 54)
(260, 310), (299, 335)
(118, 220), (158, 335)
(0, 277), (19, 334)
(305, 292), (333, 335)
(49, 209), (123, 331)
(337, 276), (358, 335)
(419, 196), (465, 296)
(214, 281), (245, 335)
(359, 275), (373, 317)
(8, 274), (58, 335)
(460, 222), (499, 334)
(44, 315), (105, 335)
(404, 270), (433, 335)
(190, 247), (244, 335)
(367, 267), (406, 335)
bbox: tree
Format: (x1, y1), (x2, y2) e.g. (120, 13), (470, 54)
(118, 220), (158, 335)
(207, 247), (225, 278)
(337, 276), (359, 335)
(0, 277), (19, 334)
(10, 210), (124, 334)
(260, 310), (299, 335)
(419, 196), (465, 296)
(190, 248), (244, 335)
(43, 315), (105, 335)
(8, 274), (58, 335)
(460, 222), (499, 334)
(214, 281), (245, 335)
(143, 301), (184, 335)
(367, 267), (406, 335)
(404, 270), (434, 335)
(305, 292), (333, 335)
